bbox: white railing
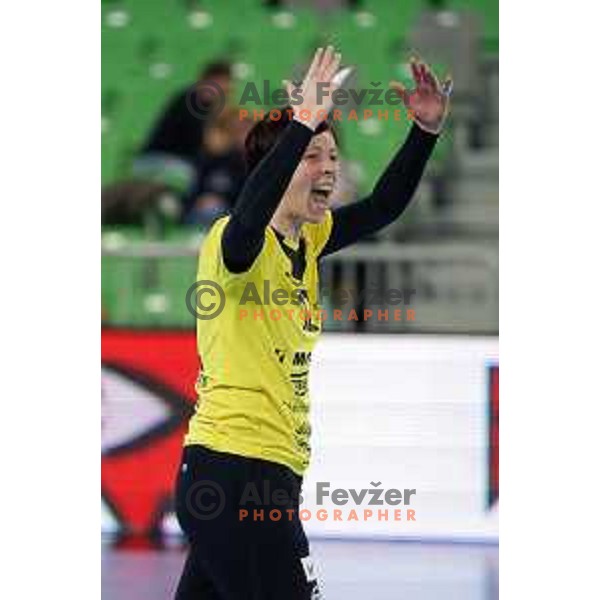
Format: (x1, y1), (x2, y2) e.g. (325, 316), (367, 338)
(102, 237), (498, 334)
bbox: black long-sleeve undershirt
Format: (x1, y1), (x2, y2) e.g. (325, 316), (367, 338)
(222, 119), (313, 273)
(221, 119), (438, 273)
(321, 124), (437, 256)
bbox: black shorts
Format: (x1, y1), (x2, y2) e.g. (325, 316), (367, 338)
(174, 445), (321, 599)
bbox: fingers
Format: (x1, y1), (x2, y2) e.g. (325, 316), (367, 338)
(419, 61), (453, 99)
(320, 45), (334, 73)
(411, 56), (439, 92)
(389, 80), (411, 106)
(423, 65), (439, 91)
(304, 46), (341, 85)
(292, 45), (343, 127)
(410, 56), (451, 99)
(304, 47), (324, 86)
(410, 57), (425, 87)
(324, 52), (342, 85)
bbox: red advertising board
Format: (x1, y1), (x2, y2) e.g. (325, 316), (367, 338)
(101, 329), (197, 537)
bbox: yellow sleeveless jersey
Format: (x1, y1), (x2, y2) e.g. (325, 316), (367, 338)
(184, 212), (333, 475)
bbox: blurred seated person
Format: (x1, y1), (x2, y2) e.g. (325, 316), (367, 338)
(133, 60), (234, 197)
(184, 109), (252, 227)
(184, 108), (358, 228)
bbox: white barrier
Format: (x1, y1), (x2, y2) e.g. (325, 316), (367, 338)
(302, 334), (499, 541)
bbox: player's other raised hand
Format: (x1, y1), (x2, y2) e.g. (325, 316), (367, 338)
(283, 46), (343, 131)
(390, 57), (452, 134)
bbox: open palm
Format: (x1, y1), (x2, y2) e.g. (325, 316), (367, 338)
(391, 58), (452, 134)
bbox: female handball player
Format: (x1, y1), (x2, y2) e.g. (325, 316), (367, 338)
(175, 46), (451, 599)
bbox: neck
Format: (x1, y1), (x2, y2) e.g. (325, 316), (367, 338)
(270, 211), (303, 242)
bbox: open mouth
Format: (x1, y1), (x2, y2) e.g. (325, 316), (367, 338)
(311, 185), (334, 206)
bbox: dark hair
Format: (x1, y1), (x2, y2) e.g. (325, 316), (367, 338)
(200, 60), (232, 81)
(244, 107), (338, 173)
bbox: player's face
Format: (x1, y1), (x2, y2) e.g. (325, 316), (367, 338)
(286, 130), (339, 224)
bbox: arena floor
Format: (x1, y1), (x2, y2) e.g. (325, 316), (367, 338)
(102, 538), (499, 599)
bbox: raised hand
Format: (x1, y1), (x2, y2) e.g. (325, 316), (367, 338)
(283, 46), (342, 131)
(390, 57), (452, 134)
